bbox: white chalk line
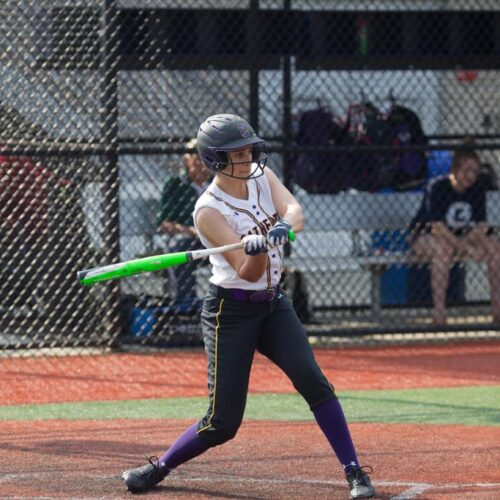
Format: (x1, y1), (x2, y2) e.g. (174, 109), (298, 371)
(2, 498), (109, 500)
(178, 475), (435, 499)
(3, 498), (108, 500)
(173, 476), (500, 499)
(390, 483), (433, 500)
(0, 471), (499, 499)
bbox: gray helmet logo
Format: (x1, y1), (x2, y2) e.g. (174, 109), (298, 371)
(237, 123), (253, 138)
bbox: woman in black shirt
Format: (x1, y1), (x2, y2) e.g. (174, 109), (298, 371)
(409, 149), (500, 325)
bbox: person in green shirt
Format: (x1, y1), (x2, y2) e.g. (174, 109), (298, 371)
(157, 138), (210, 303)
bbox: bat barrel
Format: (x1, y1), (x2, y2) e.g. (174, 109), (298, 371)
(78, 251), (190, 285)
(77, 230), (297, 285)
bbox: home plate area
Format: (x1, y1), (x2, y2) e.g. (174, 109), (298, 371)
(0, 419), (499, 499)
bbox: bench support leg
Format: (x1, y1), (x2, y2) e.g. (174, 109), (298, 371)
(370, 269), (382, 323)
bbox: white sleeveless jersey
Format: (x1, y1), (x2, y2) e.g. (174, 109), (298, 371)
(193, 170), (283, 290)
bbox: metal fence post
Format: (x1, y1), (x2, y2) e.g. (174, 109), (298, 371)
(100, 0), (121, 345)
(249, 0), (260, 132)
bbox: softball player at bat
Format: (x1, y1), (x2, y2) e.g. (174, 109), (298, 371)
(122, 114), (375, 499)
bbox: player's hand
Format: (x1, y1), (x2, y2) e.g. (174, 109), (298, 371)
(267, 219), (292, 247)
(242, 235), (268, 256)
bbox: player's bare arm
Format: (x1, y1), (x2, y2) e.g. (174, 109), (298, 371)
(195, 206), (268, 282)
(265, 168), (304, 232)
(160, 220), (197, 237)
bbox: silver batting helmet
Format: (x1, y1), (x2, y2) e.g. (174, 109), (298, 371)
(196, 114), (267, 179)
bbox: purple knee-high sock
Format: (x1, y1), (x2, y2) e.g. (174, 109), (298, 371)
(159, 423), (210, 471)
(313, 398), (359, 471)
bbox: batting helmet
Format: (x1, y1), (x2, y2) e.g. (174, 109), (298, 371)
(196, 114), (267, 179)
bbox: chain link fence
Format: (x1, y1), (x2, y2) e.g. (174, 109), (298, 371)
(1, 0), (500, 351)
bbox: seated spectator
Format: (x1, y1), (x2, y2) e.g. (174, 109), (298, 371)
(408, 149), (500, 325)
(157, 138), (210, 303)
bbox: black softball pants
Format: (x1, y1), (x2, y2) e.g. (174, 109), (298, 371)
(196, 288), (335, 446)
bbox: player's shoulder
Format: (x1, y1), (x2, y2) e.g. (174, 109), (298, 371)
(194, 188), (212, 208)
(263, 165), (278, 182)
(426, 174), (449, 194)
(261, 166), (282, 192)
(194, 182), (220, 209)
(471, 176), (489, 194)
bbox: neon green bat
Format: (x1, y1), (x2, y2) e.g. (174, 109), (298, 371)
(78, 230), (295, 285)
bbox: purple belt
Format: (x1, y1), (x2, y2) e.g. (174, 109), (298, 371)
(211, 284), (277, 303)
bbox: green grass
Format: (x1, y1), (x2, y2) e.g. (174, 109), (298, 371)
(1, 386), (499, 426)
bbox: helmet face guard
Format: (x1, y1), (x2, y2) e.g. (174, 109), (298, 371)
(212, 142), (267, 179)
(197, 114), (267, 179)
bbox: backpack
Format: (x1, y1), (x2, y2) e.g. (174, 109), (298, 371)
(292, 108), (353, 194)
(386, 105), (428, 190)
(351, 104), (399, 191)
(350, 104), (428, 192)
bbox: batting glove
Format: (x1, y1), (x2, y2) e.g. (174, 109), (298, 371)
(267, 219), (292, 248)
(242, 235), (268, 256)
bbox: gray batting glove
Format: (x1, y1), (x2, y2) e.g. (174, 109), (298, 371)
(267, 219), (291, 247)
(242, 235), (268, 255)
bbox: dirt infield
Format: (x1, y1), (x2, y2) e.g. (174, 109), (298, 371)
(1, 341), (499, 405)
(1, 341), (499, 499)
(0, 419), (499, 499)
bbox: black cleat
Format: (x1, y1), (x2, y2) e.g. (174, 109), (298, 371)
(122, 456), (168, 493)
(345, 465), (375, 499)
